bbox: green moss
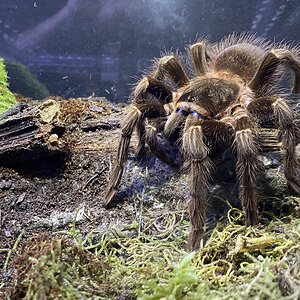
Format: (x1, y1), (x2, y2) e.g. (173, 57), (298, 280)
(5, 59), (49, 100)
(7, 198), (300, 300)
(10, 236), (111, 300)
(0, 57), (16, 114)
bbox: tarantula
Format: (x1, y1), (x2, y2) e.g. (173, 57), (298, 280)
(104, 34), (300, 250)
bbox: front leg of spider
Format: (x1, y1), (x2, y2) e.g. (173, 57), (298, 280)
(182, 116), (213, 250)
(232, 106), (259, 226)
(104, 55), (188, 207)
(104, 78), (171, 207)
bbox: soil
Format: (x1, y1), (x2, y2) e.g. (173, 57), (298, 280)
(0, 96), (187, 274)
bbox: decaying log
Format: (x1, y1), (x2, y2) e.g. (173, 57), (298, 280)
(0, 100), (67, 166)
(0, 98), (284, 169)
(259, 128), (281, 152)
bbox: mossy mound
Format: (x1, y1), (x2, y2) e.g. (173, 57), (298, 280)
(5, 59), (49, 100)
(5, 197), (300, 300)
(0, 58), (16, 114)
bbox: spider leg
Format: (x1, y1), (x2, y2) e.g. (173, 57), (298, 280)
(133, 76), (172, 104)
(104, 102), (167, 207)
(250, 49), (300, 93)
(248, 97), (300, 193)
(144, 119), (178, 167)
(135, 54), (189, 155)
(232, 107), (259, 226)
(190, 42), (209, 76)
(154, 55), (190, 87)
(182, 116), (213, 250)
(273, 98), (300, 192)
(105, 54), (189, 207)
(133, 76), (173, 158)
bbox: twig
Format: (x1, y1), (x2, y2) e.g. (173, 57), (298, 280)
(3, 229), (24, 272)
(244, 260), (265, 295)
(82, 165), (108, 191)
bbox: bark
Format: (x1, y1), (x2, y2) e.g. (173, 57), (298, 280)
(0, 100), (66, 166)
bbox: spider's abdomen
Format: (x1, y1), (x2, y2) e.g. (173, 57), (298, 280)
(215, 44), (266, 82)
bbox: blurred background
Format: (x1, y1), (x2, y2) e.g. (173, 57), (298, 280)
(0, 0), (300, 102)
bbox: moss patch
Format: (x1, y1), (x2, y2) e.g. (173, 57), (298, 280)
(0, 58), (16, 114)
(4, 198), (300, 300)
(5, 59), (49, 100)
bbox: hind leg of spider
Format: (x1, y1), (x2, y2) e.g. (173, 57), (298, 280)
(272, 98), (300, 193)
(250, 49), (300, 93)
(247, 96), (300, 194)
(104, 103), (167, 207)
(182, 116), (213, 250)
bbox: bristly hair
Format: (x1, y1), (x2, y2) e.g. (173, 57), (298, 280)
(214, 32), (272, 55)
(185, 37), (212, 77)
(106, 32), (300, 250)
(276, 39), (300, 57)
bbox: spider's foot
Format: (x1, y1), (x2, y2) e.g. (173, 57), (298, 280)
(287, 176), (300, 195)
(103, 186), (117, 208)
(245, 209), (259, 227)
(187, 228), (204, 251)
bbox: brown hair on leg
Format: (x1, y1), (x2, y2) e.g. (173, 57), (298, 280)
(104, 102), (168, 206)
(233, 109), (259, 226)
(104, 106), (142, 207)
(272, 98), (300, 193)
(155, 55), (190, 87)
(182, 117), (212, 250)
(190, 42), (209, 76)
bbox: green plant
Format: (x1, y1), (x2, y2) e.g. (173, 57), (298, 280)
(5, 59), (49, 100)
(0, 57), (16, 114)
(7, 196), (300, 300)
(138, 252), (199, 300)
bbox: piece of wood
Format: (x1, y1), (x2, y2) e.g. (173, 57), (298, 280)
(0, 98), (283, 167)
(259, 128), (281, 152)
(0, 100), (67, 166)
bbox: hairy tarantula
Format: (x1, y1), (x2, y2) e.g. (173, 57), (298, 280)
(104, 34), (300, 250)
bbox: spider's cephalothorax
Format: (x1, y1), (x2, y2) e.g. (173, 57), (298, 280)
(104, 34), (300, 250)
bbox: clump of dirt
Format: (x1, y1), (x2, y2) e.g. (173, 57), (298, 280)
(0, 96), (126, 260)
(10, 233), (111, 300)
